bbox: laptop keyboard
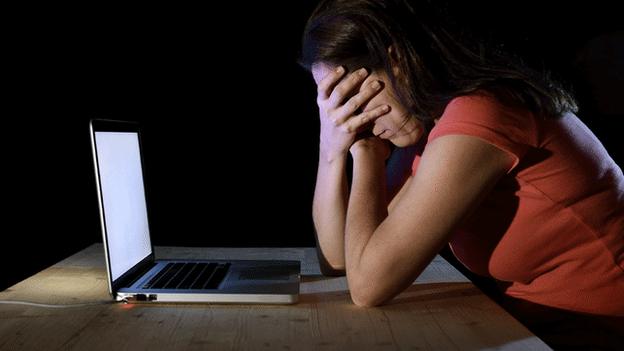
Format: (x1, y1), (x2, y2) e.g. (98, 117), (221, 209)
(142, 262), (231, 290)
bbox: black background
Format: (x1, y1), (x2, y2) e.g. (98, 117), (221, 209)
(2, 1), (622, 291)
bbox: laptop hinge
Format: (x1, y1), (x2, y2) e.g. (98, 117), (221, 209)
(113, 255), (156, 291)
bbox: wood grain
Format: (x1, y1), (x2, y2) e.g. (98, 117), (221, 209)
(0, 244), (551, 350)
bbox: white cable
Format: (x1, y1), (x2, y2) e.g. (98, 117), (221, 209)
(0, 300), (121, 308)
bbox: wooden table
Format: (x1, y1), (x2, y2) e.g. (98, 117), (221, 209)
(0, 244), (551, 350)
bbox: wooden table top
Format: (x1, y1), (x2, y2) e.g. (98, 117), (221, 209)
(0, 244), (550, 350)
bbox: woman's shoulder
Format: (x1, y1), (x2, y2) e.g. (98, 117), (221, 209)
(442, 91), (533, 120)
(427, 92), (540, 169)
(435, 92), (537, 138)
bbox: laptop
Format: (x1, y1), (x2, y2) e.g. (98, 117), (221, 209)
(89, 119), (300, 304)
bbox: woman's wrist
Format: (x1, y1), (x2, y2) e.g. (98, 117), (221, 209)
(319, 145), (349, 164)
(349, 139), (391, 162)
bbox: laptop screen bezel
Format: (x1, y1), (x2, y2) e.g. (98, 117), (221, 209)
(89, 119), (156, 296)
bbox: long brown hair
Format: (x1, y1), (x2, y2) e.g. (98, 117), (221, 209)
(300, 0), (577, 123)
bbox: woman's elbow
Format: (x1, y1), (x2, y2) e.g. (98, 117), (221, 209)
(351, 293), (383, 308)
(316, 248), (346, 276)
(348, 277), (388, 307)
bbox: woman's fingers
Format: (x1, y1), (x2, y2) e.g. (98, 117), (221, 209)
(318, 66), (386, 133)
(340, 104), (390, 133)
(333, 80), (383, 125)
(328, 68), (369, 107)
(317, 66), (346, 101)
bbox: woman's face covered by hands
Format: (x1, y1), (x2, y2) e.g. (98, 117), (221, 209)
(312, 62), (423, 148)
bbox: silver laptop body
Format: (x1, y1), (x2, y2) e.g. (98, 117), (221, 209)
(90, 119), (300, 304)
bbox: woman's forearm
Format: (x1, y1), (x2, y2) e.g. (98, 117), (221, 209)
(312, 150), (349, 274)
(345, 150), (388, 301)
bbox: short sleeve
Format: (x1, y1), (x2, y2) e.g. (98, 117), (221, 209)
(426, 94), (538, 173)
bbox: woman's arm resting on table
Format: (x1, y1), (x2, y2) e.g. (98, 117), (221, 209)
(311, 66), (391, 275)
(312, 151), (348, 275)
(346, 134), (514, 307)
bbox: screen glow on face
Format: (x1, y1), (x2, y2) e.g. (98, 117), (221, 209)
(95, 132), (152, 281)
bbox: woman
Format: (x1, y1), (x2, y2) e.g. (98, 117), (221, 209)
(300, 0), (624, 347)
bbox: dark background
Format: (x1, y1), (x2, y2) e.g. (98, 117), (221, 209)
(2, 1), (622, 291)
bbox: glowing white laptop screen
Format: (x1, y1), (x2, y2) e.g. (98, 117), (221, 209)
(94, 131), (152, 281)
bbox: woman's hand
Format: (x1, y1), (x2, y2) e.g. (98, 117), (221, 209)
(350, 136), (392, 162)
(316, 67), (389, 162)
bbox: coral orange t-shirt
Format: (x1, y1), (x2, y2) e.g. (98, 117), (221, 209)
(412, 94), (624, 316)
